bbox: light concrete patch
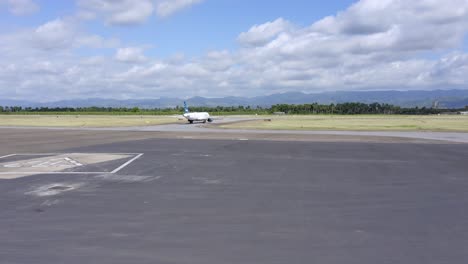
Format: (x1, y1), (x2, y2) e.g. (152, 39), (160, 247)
(3, 157), (83, 168)
(0, 153), (143, 179)
(95, 174), (159, 183)
(192, 176), (223, 185)
(26, 183), (84, 197)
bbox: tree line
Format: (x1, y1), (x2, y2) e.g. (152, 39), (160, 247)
(0, 103), (465, 115)
(270, 102), (465, 115)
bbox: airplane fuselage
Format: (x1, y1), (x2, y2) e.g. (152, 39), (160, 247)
(183, 112), (211, 123)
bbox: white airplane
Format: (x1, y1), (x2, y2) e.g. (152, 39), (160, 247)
(183, 101), (213, 124)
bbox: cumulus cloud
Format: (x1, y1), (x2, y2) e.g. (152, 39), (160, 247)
(32, 19), (77, 50)
(238, 18), (294, 46)
(230, 0), (468, 92)
(1, 0), (39, 15)
(1, 0), (468, 101)
(311, 0), (468, 52)
(77, 0), (204, 25)
(115, 47), (147, 63)
(156, 0), (204, 18)
(0, 18), (119, 58)
(28, 18), (117, 51)
(77, 0), (154, 25)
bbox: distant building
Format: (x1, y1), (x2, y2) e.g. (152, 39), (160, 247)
(460, 111), (468, 115)
(273, 112), (286, 115)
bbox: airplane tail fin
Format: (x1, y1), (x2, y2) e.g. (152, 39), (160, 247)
(183, 101), (189, 113)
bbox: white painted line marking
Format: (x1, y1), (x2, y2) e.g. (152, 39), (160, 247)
(0, 154), (17, 159)
(1, 153), (144, 176)
(2, 153), (61, 156)
(12, 152), (142, 156)
(3, 157), (84, 168)
(111, 153), (144, 174)
(0, 172), (111, 175)
(64, 157), (83, 166)
(32, 159), (62, 168)
(32, 158), (83, 168)
(4, 163), (21, 168)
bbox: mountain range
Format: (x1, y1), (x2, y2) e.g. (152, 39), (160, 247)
(1, 90), (468, 109)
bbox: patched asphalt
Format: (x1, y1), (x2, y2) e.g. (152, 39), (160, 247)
(1, 130), (468, 264)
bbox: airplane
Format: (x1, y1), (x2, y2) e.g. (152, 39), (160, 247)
(183, 101), (213, 124)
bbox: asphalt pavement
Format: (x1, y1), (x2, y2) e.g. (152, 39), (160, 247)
(1, 131), (468, 264)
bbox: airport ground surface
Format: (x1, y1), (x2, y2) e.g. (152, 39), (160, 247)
(1, 128), (468, 264)
(2, 115), (468, 143)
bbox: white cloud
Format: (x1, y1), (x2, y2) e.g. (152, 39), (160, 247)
(1, 0), (39, 15)
(77, 0), (154, 25)
(115, 47), (147, 63)
(76, 34), (120, 49)
(1, 0), (468, 101)
(310, 0), (468, 52)
(0, 17), (119, 60)
(156, 0), (204, 18)
(238, 18), (294, 46)
(32, 19), (77, 50)
(23, 18), (118, 51)
(77, 0), (204, 25)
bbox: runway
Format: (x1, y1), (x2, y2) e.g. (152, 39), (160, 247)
(2, 115), (468, 143)
(1, 128), (468, 263)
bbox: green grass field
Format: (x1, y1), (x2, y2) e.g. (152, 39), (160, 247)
(0, 115), (180, 127)
(220, 115), (468, 132)
(1, 114), (468, 131)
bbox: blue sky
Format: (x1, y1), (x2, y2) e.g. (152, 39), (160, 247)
(0, 0), (467, 101)
(1, 0), (355, 56)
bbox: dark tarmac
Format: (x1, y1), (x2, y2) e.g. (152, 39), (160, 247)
(1, 128), (468, 264)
